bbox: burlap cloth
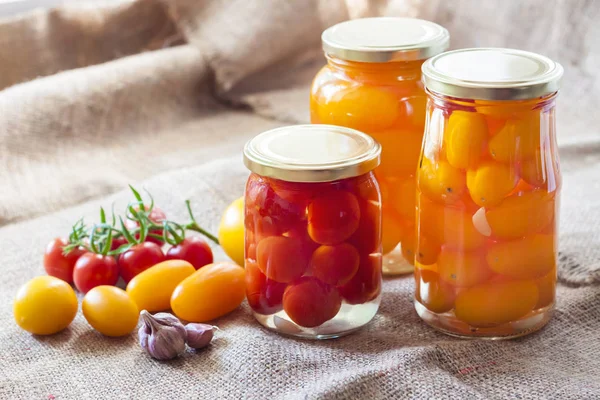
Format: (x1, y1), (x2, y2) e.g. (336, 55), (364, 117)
(1, 0), (599, 398)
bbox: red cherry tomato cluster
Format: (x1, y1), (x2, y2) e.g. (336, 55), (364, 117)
(43, 186), (218, 293)
(245, 173), (382, 328)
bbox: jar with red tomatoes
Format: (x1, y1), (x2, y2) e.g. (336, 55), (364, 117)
(311, 17), (450, 275)
(415, 48), (563, 339)
(243, 125), (382, 339)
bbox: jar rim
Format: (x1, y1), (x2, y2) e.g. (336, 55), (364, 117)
(243, 125), (381, 183)
(422, 48), (564, 101)
(322, 17), (449, 63)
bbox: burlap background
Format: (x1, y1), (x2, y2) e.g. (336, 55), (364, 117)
(1, 0), (599, 398)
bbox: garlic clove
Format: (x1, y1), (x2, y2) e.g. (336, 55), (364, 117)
(139, 310), (187, 360)
(185, 323), (216, 349)
(472, 207), (492, 237)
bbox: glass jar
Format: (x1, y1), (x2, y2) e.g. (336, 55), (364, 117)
(310, 17), (449, 275)
(415, 48), (564, 339)
(243, 125), (382, 339)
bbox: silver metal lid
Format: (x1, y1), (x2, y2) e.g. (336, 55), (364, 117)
(422, 48), (564, 100)
(243, 125), (381, 183)
(322, 17), (449, 62)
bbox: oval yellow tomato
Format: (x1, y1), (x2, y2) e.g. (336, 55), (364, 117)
(486, 234), (556, 279)
(126, 260), (195, 312)
(14, 276), (78, 335)
(218, 197), (245, 266)
(82, 286), (138, 337)
(455, 280), (539, 327)
(171, 262), (246, 322)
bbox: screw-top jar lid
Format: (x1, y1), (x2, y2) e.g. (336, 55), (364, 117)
(422, 48), (564, 101)
(243, 125), (381, 183)
(322, 17), (449, 63)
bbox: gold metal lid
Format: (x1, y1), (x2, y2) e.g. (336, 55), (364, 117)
(243, 125), (381, 183)
(322, 17), (449, 63)
(422, 48), (564, 100)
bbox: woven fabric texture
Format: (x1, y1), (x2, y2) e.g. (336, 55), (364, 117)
(0, 0), (599, 398)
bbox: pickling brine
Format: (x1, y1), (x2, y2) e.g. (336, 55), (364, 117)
(416, 48), (563, 339)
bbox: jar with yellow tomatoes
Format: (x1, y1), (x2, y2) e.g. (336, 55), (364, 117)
(311, 17), (450, 275)
(415, 48), (564, 338)
(243, 125), (382, 339)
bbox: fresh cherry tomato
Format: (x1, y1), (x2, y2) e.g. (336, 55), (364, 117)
(110, 236), (129, 251)
(125, 205), (166, 245)
(118, 242), (165, 283)
(43, 237), (86, 284)
(283, 277), (342, 328)
(73, 253), (119, 293)
(245, 261), (287, 315)
(171, 262), (246, 322)
(82, 286), (139, 337)
(166, 237), (213, 270)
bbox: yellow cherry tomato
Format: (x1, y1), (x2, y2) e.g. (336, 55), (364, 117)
(126, 260), (195, 312)
(389, 176), (416, 219)
(316, 83), (400, 132)
(488, 113), (541, 163)
(218, 197), (245, 266)
(419, 197), (485, 251)
(486, 234), (556, 279)
(445, 111), (488, 169)
(171, 262), (245, 322)
(418, 158), (466, 205)
(381, 208), (404, 255)
(415, 269), (456, 313)
(82, 286), (138, 337)
(372, 129), (423, 178)
(14, 276), (78, 335)
(486, 190), (555, 239)
(455, 280), (539, 327)
(466, 161), (518, 207)
(437, 248), (491, 287)
(535, 268), (556, 309)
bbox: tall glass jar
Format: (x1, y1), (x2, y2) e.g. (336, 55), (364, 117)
(243, 125), (382, 339)
(311, 17), (449, 275)
(415, 48), (564, 339)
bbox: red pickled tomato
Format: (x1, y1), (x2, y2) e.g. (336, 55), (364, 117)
(256, 236), (309, 283)
(284, 226), (320, 259)
(347, 199), (381, 254)
(246, 176), (305, 234)
(308, 191), (360, 245)
(283, 277), (342, 328)
(245, 261), (286, 315)
(338, 254), (382, 305)
(310, 243), (360, 286)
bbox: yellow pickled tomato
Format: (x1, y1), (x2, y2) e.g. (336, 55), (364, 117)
(535, 268), (556, 309)
(488, 112), (541, 162)
(438, 248), (492, 287)
(372, 129), (423, 178)
(466, 161), (518, 207)
(382, 207), (404, 255)
(445, 111), (488, 169)
(455, 280), (539, 327)
(486, 234), (556, 279)
(486, 190), (555, 239)
(419, 198), (485, 250)
(418, 158), (466, 205)
(416, 269), (456, 314)
(404, 95), (427, 131)
(475, 99), (532, 119)
(316, 83), (400, 132)
(415, 234), (441, 266)
(389, 177), (416, 220)
(521, 148), (560, 191)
